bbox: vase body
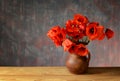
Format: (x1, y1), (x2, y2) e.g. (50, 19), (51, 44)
(66, 53), (90, 74)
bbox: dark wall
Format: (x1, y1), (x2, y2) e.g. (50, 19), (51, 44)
(0, 0), (119, 66)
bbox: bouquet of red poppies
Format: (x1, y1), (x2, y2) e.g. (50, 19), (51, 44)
(47, 14), (114, 56)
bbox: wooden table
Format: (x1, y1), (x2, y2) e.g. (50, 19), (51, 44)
(0, 67), (119, 81)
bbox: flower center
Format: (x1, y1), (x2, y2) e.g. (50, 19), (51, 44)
(78, 18), (83, 22)
(90, 28), (94, 34)
(58, 34), (63, 38)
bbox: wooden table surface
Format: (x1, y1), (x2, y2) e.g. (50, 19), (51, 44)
(0, 67), (119, 81)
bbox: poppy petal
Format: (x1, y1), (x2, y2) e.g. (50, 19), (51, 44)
(105, 28), (114, 39)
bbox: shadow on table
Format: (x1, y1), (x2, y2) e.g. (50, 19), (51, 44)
(86, 67), (120, 76)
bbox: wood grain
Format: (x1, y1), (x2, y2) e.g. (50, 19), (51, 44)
(0, 67), (119, 81)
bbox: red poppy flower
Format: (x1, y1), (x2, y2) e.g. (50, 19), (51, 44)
(62, 39), (75, 51)
(68, 44), (88, 56)
(86, 22), (104, 40)
(75, 44), (89, 56)
(74, 14), (89, 24)
(105, 28), (114, 39)
(66, 20), (86, 40)
(47, 26), (66, 46)
(68, 44), (76, 54)
(66, 20), (79, 36)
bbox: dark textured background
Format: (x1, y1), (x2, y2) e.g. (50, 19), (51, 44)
(0, 0), (119, 66)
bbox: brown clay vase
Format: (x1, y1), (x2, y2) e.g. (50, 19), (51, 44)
(66, 53), (90, 74)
